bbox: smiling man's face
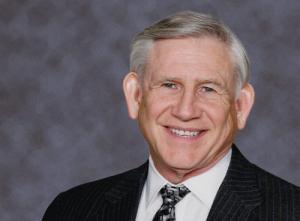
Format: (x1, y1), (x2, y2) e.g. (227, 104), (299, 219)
(124, 36), (253, 183)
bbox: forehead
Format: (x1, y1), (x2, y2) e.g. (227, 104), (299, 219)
(145, 37), (235, 84)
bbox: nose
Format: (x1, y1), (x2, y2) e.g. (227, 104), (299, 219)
(171, 89), (201, 121)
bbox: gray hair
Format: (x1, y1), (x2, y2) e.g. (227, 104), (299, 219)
(129, 11), (250, 94)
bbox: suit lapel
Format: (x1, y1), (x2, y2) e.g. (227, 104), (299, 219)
(207, 145), (263, 220)
(95, 162), (148, 221)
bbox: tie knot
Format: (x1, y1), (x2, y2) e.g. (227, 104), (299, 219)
(160, 184), (190, 206)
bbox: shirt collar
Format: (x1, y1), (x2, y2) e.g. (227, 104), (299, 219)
(145, 149), (232, 208)
(145, 156), (170, 207)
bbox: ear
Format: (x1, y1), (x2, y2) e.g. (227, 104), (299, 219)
(235, 83), (255, 130)
(123, 72), (142, 119)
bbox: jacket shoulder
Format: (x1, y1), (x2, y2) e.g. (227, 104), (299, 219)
(232, 145), (299, 193)
(42, 162), (148, 221)
(252, 163), (299, 192)
(251, 163), (300, 218)
(215, 146), (300, 220)
(64, 162), (147, 196)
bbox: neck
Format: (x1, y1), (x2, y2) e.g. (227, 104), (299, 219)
(152, 149), (230, 184)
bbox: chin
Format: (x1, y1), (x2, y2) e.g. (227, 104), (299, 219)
(164, 154), (204, 172)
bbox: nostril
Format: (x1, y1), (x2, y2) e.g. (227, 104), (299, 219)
(171, 105), (200, 121)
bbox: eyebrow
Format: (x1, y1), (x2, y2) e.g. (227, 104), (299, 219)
(195, 78), (224, 87)
(151, 76), (224, 87)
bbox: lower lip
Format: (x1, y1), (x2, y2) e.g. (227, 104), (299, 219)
(165, 127), (207, 141)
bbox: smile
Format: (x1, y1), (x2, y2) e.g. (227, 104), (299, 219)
(168, 127), (202, 138)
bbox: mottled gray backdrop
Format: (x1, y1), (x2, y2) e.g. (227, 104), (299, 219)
(1, 0), (300, 220)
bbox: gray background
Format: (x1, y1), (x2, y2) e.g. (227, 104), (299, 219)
(1, 0), (300, 220)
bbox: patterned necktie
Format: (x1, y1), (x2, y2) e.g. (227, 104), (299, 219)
(153, 184), (190, 221)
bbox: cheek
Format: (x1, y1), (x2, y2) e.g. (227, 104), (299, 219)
(219, 106), (238, 137)
(143, 93), (173, 118)
(137, 94), (169, 134)
(202, 100), (236, 129)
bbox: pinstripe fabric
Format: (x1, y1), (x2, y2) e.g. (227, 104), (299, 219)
(43, 145), (300, 221)
(43, 163), (148, 221)
(207, 146), (300, 221)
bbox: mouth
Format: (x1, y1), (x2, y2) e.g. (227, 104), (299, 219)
(166, 126), (207, 139)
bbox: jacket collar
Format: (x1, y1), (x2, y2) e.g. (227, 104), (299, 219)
(207, 144), (263, 220)
(101, 162), (148, 221)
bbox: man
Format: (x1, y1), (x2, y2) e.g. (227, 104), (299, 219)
(43, 11), (300, 221)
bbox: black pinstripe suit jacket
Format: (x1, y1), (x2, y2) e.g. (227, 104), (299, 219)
(43, 146), (300, 220)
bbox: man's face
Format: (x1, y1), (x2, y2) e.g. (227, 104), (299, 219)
(125, 37), (249, 182)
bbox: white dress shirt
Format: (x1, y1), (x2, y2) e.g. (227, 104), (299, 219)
(135, 149), (232, 221)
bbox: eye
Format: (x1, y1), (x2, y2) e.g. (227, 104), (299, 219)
(162, 82), (177, 89)
(200, 86), (216, 93)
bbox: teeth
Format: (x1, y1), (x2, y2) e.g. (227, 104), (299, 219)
(170, 128), (200, 137)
